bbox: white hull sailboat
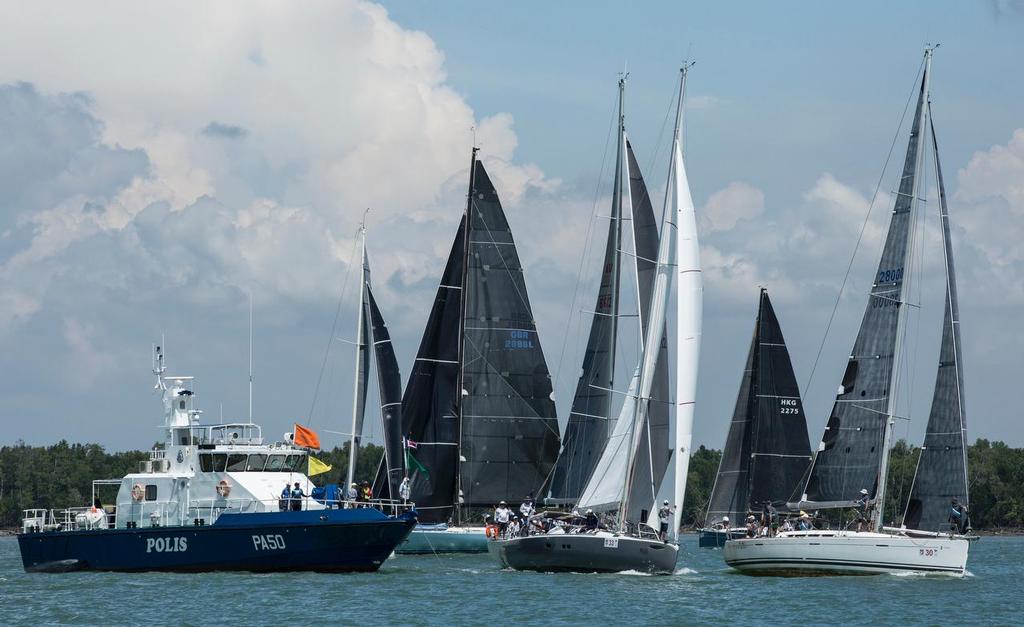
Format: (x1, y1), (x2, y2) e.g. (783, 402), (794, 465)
(725, 47), (973, 577)
(725, 530), (967, 576)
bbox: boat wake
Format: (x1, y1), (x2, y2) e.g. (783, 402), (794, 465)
(674, 567), (699, 576)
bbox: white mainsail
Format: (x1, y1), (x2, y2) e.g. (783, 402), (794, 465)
(672, 63), (702, 541)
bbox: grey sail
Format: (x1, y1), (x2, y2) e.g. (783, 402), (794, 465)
(623, 139), (672, 520)
(903, 115), (969, 532)
(460, 160), (561, 509)
(398, 219), (465, 523)
(545, 129), (622, 504)
(705, 324), (756, 526)
(366, 284), (406, 501)
(799, 67), (929, 508)
(707, 290), (811, 525)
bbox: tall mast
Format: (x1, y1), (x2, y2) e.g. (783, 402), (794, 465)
(609, 76), (626, 417)
(454, 145), (478, 525)
(248, 291), (253, 424)
(672, 61), (700, 542)
(874, 47), (933, 531)
(346, 222), (369, 490)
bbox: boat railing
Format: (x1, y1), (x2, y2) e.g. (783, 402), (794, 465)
(184, 496), (415, 526)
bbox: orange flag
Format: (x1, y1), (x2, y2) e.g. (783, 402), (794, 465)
(293, 423), (321, 450)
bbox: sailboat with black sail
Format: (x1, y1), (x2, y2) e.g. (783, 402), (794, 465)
(376, 149), (562, 554)
(724, 47), (973, 576)
(489, 66), (702, 574)
(698, 289), (812, 548)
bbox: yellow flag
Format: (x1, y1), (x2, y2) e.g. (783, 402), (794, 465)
(308, 456), (332, 477)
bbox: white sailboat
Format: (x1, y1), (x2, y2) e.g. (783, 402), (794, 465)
(724, 47), (973, 576)
(489, 65), (702, 574)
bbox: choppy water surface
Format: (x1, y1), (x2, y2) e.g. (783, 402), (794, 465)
(0, 534), (1017, 625)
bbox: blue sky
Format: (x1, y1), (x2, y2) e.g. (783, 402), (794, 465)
(0, 0), (1021, 455)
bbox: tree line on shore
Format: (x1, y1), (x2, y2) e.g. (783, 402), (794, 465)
(1, 438), (1021, 529)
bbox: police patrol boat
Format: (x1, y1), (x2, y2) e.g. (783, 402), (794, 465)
(17, 346), (416, 573)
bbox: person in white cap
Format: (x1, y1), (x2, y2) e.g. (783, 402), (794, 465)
(657, 500), (676, 541)
(494, 501), (512, 537)
(854, 488), (871, 532)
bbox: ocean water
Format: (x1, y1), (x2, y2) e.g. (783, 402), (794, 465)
(0, 534), (1017, 626)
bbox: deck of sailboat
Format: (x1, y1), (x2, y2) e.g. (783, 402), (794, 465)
(723, 529), (969, 576)
(488, 531), (678, 574)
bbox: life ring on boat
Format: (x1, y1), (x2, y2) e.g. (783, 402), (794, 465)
(485, 524), (499, 539)
(216, 479), (232, 498)
(131, 483), (145, 501)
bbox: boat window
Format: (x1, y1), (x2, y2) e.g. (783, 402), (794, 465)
(145, 485), (157, 501)
(226, 454), (248, 472)
(246, 454), (267, 472)
(265, 455), (287, 472)
(199, 454), (213, 473)
(212, 453), (227, 472)
(285, 454), (305, 471)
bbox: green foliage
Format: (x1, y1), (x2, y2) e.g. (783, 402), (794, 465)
(2, 437), (1022, 530)
(682, 445), (721, 526)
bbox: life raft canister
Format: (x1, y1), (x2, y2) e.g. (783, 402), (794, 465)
(216, 479), (232, 498)
(131, 483), (145, 501)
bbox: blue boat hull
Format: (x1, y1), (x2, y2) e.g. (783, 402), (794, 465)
(18, 509), (416, 573)
(698, 527), (745, 548)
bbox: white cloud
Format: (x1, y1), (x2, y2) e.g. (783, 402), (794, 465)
(700, 181), (765, 233)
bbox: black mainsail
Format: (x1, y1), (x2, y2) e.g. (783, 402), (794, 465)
(366, 284), (406, 501)
(395, 151), (560, 523)
(459, 160), (561, 510)
(706, 289), (811, 525)
(798, 62), (930, 513)
(903, 115), (969, 532)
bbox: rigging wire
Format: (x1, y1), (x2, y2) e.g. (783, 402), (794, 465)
(306, 228), (361, 427)
(552, 90), (619, 397)
(802, 56), (927, 400)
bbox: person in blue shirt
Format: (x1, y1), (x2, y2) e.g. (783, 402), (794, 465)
(290, 482), (305, 511)
(949, 498), (967, 534)
(279, 483), (290, 511)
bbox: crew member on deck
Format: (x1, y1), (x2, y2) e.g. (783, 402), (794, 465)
(494, 501), (512, 537)
(584, 509), (599, 532)
(399, 476), (411, 502)
(520, 495), (536, 520)
(854, 488), (871, 532)
(657, 500), (675, 541)
(279, 483), (291, 511)
(290, 482), (305, 511)
(949, 498), (968, 534)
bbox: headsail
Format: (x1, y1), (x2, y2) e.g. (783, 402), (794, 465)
(798, 56), (931, 513)
(460, 160), (561, 509)
(903, 113), (969, 532)
(400, 219), (465, 522)
(366, 284), (405, 501)
(624, 139), (672, 520)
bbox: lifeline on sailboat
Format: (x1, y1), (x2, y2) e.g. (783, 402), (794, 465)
(489, 65), (702, 574)
(375, 149), (562, 554)
(724, 47), (974, 576)
(698, 289), (812, 548)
